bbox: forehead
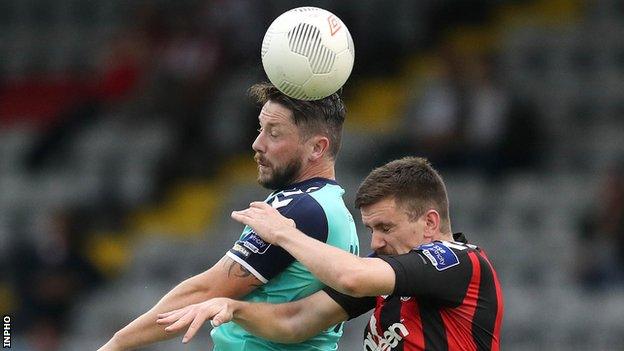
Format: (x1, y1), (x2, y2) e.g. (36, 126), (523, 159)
(360, 197), (404, 224)
(259, 100), (295, 126)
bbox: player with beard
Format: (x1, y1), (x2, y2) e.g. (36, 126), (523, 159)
(98, 82), (359, 351)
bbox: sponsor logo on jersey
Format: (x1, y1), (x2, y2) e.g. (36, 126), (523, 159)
(241, 231), (271, 254)
(364, 314), (409, 351)
(419, 242), (460, 271)
(231, 243), (250, 258)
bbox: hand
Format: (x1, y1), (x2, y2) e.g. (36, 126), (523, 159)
(231, 202), (295, 245)
(156, 298), (236, 344)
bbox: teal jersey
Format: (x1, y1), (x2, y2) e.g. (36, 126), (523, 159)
(212, 178), (359, 350)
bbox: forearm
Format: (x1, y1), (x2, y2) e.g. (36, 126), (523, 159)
(230, 294), (346, 343)
(107, 255), (261, 350)
(276, 228), (368, 295)
(111, 277), (214, 350)
(230, 301), (305, 343)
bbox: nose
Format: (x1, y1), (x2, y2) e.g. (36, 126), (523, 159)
(370, 233), (386, 251)
(252, 132), (264, 153)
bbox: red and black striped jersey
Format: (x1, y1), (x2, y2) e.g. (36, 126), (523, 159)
(324, 233), (503, 351)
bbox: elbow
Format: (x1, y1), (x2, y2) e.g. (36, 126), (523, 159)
(264, 303), (314, 343)
(338, 279), (367, 298)
(277, 324), (315, 344)
(334, 268), (369, 298)
(287, 336), (311, 344)
(274, 337), (307, 344)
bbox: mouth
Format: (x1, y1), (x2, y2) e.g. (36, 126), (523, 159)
(255, 155), (270, 168)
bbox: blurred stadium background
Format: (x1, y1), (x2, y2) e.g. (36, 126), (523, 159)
(2, 0), (624, 350)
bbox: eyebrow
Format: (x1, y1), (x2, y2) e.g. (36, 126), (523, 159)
(366, 221), (394, 230)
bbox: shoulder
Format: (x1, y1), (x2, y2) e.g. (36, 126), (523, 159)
(414, 241), (477, 272)
(267, 183), (336, 238)
(269, 189), (325, 219)
(269, 178), (343, 218)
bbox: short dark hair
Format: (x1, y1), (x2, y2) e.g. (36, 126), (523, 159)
(249, 82), (346, 159)
(355, 157), (451, 233)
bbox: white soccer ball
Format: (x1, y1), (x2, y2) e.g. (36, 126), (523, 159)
(261, 7), (355, 100)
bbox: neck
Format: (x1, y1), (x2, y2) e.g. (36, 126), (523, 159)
(430, 231), (453, 242)
(439, 232), (453, 241)
(293, 159), (335, 183)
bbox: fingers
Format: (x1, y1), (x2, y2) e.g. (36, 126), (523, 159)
(180, 301), (232, 343)
(231, 207), (264, 223)
(234, 207), (266, 218)
(231, 210), (252, 226)
(181, 311), (209, 343)
(154, 300), (236, 345)
(156, 309), (185, 325)
(211, 308), (233, 327)
(163, 309), (196, 334)
(231, 202), (271, 218)
(249, 201), (270, 209)
(157, 309), (178, 318)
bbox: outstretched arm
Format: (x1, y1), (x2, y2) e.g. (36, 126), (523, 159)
(157, 290), (348, 344)
(98, 256), (262, 351)
(231, 202), (395, 297)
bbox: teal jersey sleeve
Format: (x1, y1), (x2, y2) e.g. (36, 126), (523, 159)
(213, 178), (360, 351)
(227, 190), (329, 282)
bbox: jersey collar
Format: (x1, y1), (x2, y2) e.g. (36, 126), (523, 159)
(452, 232), (468, 243)
(273, 177), (339, 193)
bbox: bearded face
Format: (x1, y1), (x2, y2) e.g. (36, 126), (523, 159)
(255, 153), (303, 190)
(252, 101), (309, 190)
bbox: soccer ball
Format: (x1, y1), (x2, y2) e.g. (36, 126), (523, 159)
(261, 7), (355, 100)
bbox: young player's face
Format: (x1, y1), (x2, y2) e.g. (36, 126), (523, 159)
(252, 101), (306, 190)
(360, 197), (431, 255)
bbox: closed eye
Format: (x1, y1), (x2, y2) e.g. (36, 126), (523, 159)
(367, 223), (393, 234)
(378, 223), (394, 233)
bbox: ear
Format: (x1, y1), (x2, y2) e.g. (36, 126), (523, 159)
(423, 210), (441, 240)
(308, 135), (330, 161)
